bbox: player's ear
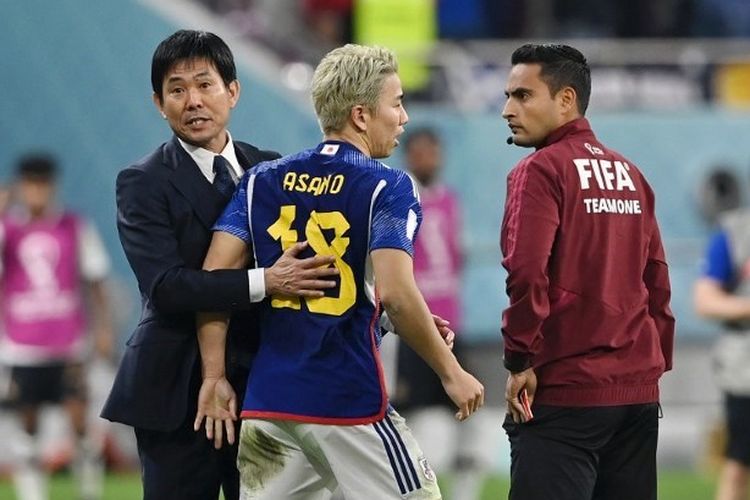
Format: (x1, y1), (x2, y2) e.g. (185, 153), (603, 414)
(350, 104), (368, 133)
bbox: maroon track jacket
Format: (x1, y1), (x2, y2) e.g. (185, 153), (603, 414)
(500, 118), (675, 406)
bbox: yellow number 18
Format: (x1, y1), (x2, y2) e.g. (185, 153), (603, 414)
(267, 205), (356, 316)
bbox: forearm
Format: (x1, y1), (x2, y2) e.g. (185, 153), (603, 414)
(195, 231), (251, 378)
(197, 312), (230, 378)
(117, 168), (260, 314)
(154, 231), (254, 312)
(694, 277), (750, 321)
(501, 262), (550, 371)
(500, 164), (558, 371)
(640, 222), (675, 369)
(381, 287), (460, 379)
(699, 295), (750, 319)
(645, 261), (674, 370)
(88, 280), (113, 333)
(151, 267), (256, 313)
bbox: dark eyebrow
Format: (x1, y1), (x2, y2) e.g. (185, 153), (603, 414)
(505, 87), (533, 98)
(166, 70), (213, 85)
(166, 76), (185, 85)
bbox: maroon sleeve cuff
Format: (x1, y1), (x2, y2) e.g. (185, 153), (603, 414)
(503, 351), (533, 373)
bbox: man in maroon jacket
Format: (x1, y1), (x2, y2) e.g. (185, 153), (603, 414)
(499, 44), (675, 500)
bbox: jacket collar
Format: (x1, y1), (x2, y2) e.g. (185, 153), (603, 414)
(162, 136), (237, 230)
(539, 117), (593, 149)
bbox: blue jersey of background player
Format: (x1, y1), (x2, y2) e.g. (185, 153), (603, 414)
(694, 208), (750, 500)
(214, 140), (423, 423)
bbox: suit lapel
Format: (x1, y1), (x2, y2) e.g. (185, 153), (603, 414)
(234, 142), (262, 172)
(164, 137), (231, 230)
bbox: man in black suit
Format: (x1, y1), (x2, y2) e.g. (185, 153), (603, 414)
(101, 30), (337, 500)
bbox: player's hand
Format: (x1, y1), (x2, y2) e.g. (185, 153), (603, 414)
(265, 241), (339, 297)
(441, 368), (484, 421)
(432, 314), (455, 350)
(194, 376), (237, 449)
(505, 368), (537, 424)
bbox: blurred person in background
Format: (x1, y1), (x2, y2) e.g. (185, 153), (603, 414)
(391, 128), (489, 500)
(0, 184), (11, 214)
(100, 29), (337, 500)
(500, 44), (674, 500)
(693, 205), (750, 500)
(303, 0), (353, 48)
(0, 153), (113, 500)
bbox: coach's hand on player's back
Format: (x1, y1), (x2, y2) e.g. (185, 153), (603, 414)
(265, 241), (339, 297)
(441, 367), (485, 421)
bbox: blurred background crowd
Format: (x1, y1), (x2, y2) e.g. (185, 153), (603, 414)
(196, 0), (750, 109)
(3, 0), (750, 498)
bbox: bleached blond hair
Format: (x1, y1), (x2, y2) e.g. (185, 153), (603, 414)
(311, 44), (398, 134)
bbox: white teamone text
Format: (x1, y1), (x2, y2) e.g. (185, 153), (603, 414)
(574, 158), (642, 214)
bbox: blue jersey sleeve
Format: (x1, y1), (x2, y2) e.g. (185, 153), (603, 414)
(213, 174), (251, 243)
(370, 172), (422, 255)
(701, 231), (733, 285)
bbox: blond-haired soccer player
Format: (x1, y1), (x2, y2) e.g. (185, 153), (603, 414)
(194, 44), (484, 499)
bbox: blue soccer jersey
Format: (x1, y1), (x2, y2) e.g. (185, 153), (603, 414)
(214, 141), (422, 424)
(701, 231), (733, 285)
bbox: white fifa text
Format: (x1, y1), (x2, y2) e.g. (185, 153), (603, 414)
(574, 158), (642, 215)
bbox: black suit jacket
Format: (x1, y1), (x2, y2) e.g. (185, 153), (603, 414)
(101, 137), (279, 432)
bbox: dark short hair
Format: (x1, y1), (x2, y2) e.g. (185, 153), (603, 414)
(403, 127), (440, 151)
(151, 30), (237, 100)
(16, 153), (58, 181)
(511, 44), (591, 115)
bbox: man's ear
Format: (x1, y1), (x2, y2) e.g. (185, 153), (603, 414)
(152, 93), (166, 119)
(228, 80), (241, 108)
(350, 104), (369, 133)
(559, 86), (577, 115)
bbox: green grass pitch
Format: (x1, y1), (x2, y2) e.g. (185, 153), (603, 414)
(0, 470), (717, 499)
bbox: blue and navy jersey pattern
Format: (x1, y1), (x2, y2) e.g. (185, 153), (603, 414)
(214, 141), (422, 423)
(702, 231), (732, 285)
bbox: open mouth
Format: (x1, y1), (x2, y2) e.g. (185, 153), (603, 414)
(186, 117), (210, 126)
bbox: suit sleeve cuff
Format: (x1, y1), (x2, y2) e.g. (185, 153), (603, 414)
(503, 350), (533, 373)
(248, 268), (266, 303)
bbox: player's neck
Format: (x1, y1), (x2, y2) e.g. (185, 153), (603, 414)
(324, 130), (371, 158)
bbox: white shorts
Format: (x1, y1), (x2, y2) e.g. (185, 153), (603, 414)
(237, 407), (441, 499)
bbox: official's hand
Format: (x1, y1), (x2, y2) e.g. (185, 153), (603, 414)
(194, 376), (237, 449)
(505, 368), (537, 423)
(441, 368), (485, 421)
(265, 241), (339, 297)
(432, 314), (455, 350)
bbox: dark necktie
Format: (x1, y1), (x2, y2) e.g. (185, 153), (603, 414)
(212, 155), (235, 198)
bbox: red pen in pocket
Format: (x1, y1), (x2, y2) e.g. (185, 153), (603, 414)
(520, 389), (534, 422)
